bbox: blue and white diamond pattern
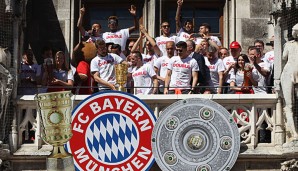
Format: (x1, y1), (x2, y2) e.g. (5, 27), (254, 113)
(86, 113), (139, 163)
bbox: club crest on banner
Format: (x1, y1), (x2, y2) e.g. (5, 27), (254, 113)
(66, 91), (156, 171)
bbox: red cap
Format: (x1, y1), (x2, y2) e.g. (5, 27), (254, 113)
(229, 41), (241, 49)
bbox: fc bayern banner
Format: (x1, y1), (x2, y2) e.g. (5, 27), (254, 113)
(66, 91), (156, 171)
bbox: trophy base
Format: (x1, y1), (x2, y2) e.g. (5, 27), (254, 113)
(47, 156), (75, 171)
(117, 86), (126, 92)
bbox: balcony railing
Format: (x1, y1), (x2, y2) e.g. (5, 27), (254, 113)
(14, 93), (282, 156)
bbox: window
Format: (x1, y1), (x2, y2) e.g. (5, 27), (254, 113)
(161, 1), (224, 39)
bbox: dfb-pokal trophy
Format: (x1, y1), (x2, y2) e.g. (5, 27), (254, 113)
(115, 63), (128, 92)
(35, 91), (75, 171)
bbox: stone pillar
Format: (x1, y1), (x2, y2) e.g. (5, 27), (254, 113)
(275, 97), (285, 146)
(251, 103), (257, 148)
(55, 1), (72, 61)
(147, 0), (156, 37)
(274, 17), (283, 85)
(47, 157), (75, 171)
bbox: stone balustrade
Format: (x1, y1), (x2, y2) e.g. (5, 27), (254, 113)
(14, 94), (284, 157)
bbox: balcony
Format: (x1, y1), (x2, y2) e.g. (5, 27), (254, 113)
(10, 92), (293, 170)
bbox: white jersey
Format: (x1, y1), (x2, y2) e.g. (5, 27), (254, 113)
(132, 64), (156, 95)
(222, 56), (237, 69)
(84, 31), (103, 43)
(223, 56), (237, 83)
(177, 28), (191, 42)
(168, 56), (199, 90)
(154, 56), (171, 89)
(263, 50), (274, 70)
(229, 70), (245, 87)
(103, 29), (130, 51)
(142, 53), (158, 67)
(205, 58), (225, 92)
(155, 35), (179, 56)
(195, 36), (222, 47)
(90, 53), (123, 90)
(252, 62), (270, 94)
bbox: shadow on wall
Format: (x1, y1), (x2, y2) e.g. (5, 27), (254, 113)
(25, 0), (67, 64)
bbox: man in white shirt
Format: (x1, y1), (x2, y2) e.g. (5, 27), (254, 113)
(154, 41), (175, 94)
(194, 23), (222, 47)
(90, 40), (129, 91)
(164, 41), (199, 94)
(102, 5), (138, 53)
(130, 51), (158, 95)
(155, 22), (179, 56)
(175, 0), (194, 42)
(131, 25), (162, 67)
(254, 39), (265, 61)
(248, 46), (270, 94)
(77, 7), (102, 43)
(264, 36), (274, 93)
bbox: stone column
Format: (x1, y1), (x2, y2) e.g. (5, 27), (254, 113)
(147, 0), (156, 37)
(274, 17), (283, 88)
(275, 97), (285, 146)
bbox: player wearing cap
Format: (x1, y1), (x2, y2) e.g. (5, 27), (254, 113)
(222, 41), (242, 93)
(223, 41), (242, 74)
(102, 5), (138, 53)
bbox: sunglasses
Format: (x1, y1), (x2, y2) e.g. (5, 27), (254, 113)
(162, 25), (170, 28)
(176, 49), (183, 53)
(108, 20), (117, 24)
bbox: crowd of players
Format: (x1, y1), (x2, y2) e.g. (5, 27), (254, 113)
(18, 1), (275, 95)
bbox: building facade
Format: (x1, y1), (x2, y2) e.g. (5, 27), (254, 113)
(2, 0), (298, 170)
(22, 0), (274, 64)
